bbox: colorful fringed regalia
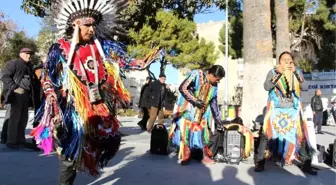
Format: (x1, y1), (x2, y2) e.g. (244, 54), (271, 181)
(262, 68), (313, 164)
(169, 70), (221, 163)
(30, 0), (145, 176)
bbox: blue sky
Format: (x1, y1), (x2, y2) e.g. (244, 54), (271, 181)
(1, 0), (225, 84)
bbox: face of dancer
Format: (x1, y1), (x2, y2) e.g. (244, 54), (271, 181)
(279, 53), (294, 71)
(73, 18), (96, 42)
(207, 74), (222, 85)
(79, 24), (95, 42)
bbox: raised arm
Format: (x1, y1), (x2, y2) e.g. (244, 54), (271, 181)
(42, 44), (63, 98)
(178, 70), (198, 105)
(264, 69), (282, 91)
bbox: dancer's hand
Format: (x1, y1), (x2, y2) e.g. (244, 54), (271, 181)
(275, 65), (285, 74)
(194, 99), (205, 109)
(216, 121), (224, 131)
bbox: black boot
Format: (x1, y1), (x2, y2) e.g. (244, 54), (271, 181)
(254, 160), (265, 172)
(301, 160), (318, 175)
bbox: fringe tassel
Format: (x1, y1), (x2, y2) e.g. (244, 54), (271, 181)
(283, 143), (295, 164)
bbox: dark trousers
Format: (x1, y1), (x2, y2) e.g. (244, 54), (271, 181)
(7, 92), (30, 145)
(313, 111), (323, 132)
(0, 105), (11, 143)
(137, 107), (150, 128)
(255, 132), (312, 164)
(209, 130), (224, 156)
(59, 159), (76, 185)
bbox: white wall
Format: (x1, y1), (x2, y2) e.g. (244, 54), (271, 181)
(122, 70), (148, 107)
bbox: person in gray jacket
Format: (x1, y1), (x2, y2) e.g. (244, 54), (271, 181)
(311, 89), (324, 134)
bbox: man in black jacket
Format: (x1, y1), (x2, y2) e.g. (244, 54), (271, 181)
(147, 74), (167, 132)
(311, 89), (324, 134)
(1, 48), (36, 149)
(137, 77), (152, 130)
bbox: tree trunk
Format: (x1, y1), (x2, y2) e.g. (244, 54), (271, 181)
(160, 56), (167, 75)
(275, 0), (290, 59)
(241, 0), (274, 128)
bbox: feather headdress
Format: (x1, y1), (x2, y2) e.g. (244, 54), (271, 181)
(50, 0), (128, 40)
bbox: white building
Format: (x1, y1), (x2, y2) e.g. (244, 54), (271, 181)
(121, 70), (149, 107)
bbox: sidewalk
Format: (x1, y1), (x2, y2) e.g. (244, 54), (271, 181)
(0, 115), (335, 185)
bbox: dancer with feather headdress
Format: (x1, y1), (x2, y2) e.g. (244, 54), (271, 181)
(30, 0), (144, 184)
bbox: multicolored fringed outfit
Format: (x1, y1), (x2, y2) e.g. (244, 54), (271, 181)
(169, 70), (222, 164)
(30, 0), (144, 181)
(255, 68), (314, 167)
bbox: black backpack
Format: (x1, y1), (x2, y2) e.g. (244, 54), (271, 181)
(325, 139), (336, 168)
(150, 124), (169, 155)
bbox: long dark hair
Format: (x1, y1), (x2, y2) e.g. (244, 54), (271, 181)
(278, 51), (294, 62)
(208, 65), (225, 78)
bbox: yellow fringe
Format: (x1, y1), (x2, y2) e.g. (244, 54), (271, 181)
(104, 62), (131, 102)
(68, 69), (91, 124)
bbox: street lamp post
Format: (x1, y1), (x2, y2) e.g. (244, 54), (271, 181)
(224, 0), (229, 120)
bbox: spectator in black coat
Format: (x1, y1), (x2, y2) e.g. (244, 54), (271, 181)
(147, 74), (167, 132)
(137, 77), (152, 130)
(1, 48), (36, 149)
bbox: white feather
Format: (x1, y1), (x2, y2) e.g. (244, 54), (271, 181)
(94, 0), (102, 10)
(63, 2), (74, 14)
(57, 30), (66, 36)
(100, 4), (111, 14)
(57, 25), (67, 30)
(93, 36), (106, 61)
(60, 8), (70, 17)
(84, 0), (88, 9)
(104, 8), (115, 15)
(66, 1), (76, 13)
(89, 0), (94, 9)
(67, 24), (80, 66)
(96, 0), (106, 12)
(79, 0), (85, 10)
(73, 0), (80, 11)
(58, 14), (69, 22)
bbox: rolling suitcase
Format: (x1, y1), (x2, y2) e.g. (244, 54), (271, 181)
(150, 124), (169, 155)
(223, 126), (245, 164)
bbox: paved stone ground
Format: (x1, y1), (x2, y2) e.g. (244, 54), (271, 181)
(0, 113), (335, 185)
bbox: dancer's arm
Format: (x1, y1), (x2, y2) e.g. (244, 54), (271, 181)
(264, 69), (282, 91)
(209, 96), (223, 129)
(178, 70), (198, 105)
